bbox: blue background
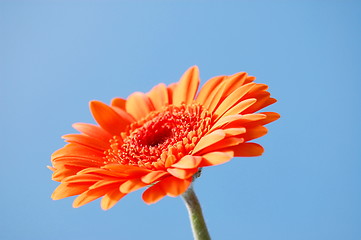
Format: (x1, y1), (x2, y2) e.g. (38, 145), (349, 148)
(1, 1), (360, 239)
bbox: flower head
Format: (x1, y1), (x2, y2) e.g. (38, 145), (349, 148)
(50, 66), (279, 210)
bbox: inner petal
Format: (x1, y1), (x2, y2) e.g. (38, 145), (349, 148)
(104, 104), (212, 170)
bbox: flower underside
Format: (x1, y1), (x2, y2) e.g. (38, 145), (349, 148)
(105, 104), (212, 170)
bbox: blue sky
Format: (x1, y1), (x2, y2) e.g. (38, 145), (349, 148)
(1, 1), (360, 239)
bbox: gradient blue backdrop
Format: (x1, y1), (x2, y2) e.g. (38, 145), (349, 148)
(1, 1), (360, 240)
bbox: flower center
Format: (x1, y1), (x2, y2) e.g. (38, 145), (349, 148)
(135, 113), (177, 147)
(142, 124), (172, 147)
(104, 104), (212, 170)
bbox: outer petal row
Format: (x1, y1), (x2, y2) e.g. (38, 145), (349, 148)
(50, 66), (278, 210)
(90, 101), (133, 135)
(172, 66), (200, 106)
(142, 176), (192, 204)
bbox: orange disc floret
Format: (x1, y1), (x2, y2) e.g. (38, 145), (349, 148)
(49, 66), (279, 210)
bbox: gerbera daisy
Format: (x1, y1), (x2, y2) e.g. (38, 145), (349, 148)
(50, 66), (279, 210)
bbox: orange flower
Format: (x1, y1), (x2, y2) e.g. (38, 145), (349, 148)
(50, 66), (279, 210)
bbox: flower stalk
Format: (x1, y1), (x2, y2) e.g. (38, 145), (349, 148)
(182, 185), (211, 240)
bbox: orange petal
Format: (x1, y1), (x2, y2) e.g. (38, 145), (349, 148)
(242, 91), (276, 114)
(192, 129), (226, 154)
(101, 188), (126, 210)
(77, 168), (129, 178)
(200, 151), (234, 167)
(213, 83), (256, 119)
(72, 190), (104, 208)
(229, 142), (264, 157)
(147, 83), (169, 110)
(218, 114), (268, 130)
(62, 134), (109, 152)
(206, 82), (227, 113)
(242, 126), (268, 141)
(167, 168), (198, 179)
(167, 83), (177, 105)
(211, 114), (267, 133)
(172, 66), (200, 105)
(62, 174), (102, 183)
(73, 183), (119, 208)
(248, 83), (268, 92)
(246, 112), (280, 127)
(160, 176), (192, 197)
(51, 143), (104, 161)
(246, 76), (256, 82)
(223, 128), (247, 136)
(52, 168), (81, 182)
(222, 98), (257, 117)
(205, 73), (250, 113)
(90, 180), (125, 189)
(103, 164), (151, 177)
(111, 106), (136, 123)
(52, 182), (91, 200)
(90, 100), (131, 135)
(195, 75), (225, 106)
(196, 137), (244, 155)
(142, 182), (167, 204)
(220, 72), (252, 97)
(165, 154), (177, 168)
(141, 171), (169, 184)
(52, 158), (103, 170)
(126, 92), (155, 120)
(51, 167), (101, 180)
(111, 97), (126, 109)
(230, 113), (267, 124)
(47, 166), (56, 171)
(72, 123), (112, 143)
(119, 178), (147, 193)
(210, 115), (244, 131)
(171, 155), (203, 169)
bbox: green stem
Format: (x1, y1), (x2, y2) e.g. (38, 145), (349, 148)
(181, 185), (211, 240)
